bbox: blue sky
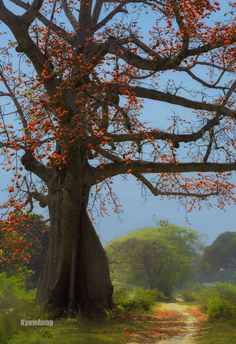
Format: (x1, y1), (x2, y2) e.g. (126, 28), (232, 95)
(94, 99), (236, 245)
(95, 174), (236, 245)
(94, 1), (236, 244)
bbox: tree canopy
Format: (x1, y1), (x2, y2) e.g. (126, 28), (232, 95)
(0, 0), (235, 314)
(107, 225), (202, 295)
(0, 214), (48, 285)
(202, 231), (236, 282)
(0, 1), (235, 223)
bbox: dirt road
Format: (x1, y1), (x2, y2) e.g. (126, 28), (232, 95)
(155, 303), (199, 344)
(126, 302), (207, 344)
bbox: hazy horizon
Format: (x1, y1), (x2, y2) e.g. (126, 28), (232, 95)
(95, 175), (236, 245)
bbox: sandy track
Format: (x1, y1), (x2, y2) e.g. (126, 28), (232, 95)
(126, 302), (205, 344)
(155, 303), (198, 344)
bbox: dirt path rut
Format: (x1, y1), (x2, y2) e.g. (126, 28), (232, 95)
(126, 302), (207, 344)
(155, 303), (198, 344)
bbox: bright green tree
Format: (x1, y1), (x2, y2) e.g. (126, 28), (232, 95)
(107, 224), (202, 295)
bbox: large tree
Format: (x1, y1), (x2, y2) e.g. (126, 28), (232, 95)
(0, 0), (235, 315)
(107, 225), (202, 295)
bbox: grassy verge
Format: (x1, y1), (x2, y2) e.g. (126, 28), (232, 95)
(6, 311), (154, 344)
(0, 273), (159, 344)
(196, 318), (236, 344)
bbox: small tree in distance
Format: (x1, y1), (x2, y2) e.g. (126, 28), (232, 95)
(0, 0), (235, 315)
(201, 231), (236, 282)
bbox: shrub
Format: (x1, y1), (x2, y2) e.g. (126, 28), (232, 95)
(207, 297), (234, 319)
(215, 282), (236, 303)
(0, 311), (18, 344)
(0, 271), (35, 310)
(113, 285), (159, 311)
(191, 282), (236, 312)
(0, 271), (47, 344)
(179, 289), (196, 302)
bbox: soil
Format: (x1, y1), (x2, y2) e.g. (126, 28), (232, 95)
(125, 302), (207, 344)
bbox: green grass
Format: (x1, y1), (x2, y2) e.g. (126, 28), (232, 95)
(196, 318), (236, 344)
(6, 310), (153, 344)
(5, 301), (236, 344)
(0, 272), (158, 344)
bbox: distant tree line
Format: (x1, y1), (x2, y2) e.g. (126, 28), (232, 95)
(106, 223), (236, 295)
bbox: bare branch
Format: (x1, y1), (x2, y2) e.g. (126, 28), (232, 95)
(107, 32), (236, 71)
(0, 91), (10, 96)
(61, 0), (78, 31)
(9, 0), (75, 44)
(92, 0), (104, 25)
(203, 129), (214, 163)
(134, 173), (219, 199)
(0, 69), (28, 130)
(94, 3), (128, 31)
(113, 84), (236, 119)
(0, 6), (50, 76)
(88, 115), (222, 145)
(93, 144), (220, 199)
(21, 0), (44, 26)
(21, 150), (55, 185)
(177, 67), (230, 91)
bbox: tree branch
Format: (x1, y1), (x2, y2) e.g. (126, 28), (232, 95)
(92, 0), (104, 25)
(0, 69), (28, 130)
(113, 84), (236, 119)
(79, 0), (92, 43)
(30, 190), (48, 208)
(21, 150), (55, 184)
(88, 115), (221, 145)
(107, 33), (236, 72)
(176, 67), (230, 91)
(61, 0), (78, 31)
(21, 0), (44, 26)
(0, 6), (49, 76)
(94, 3), (127, 31)
(133, 173), (219, 199)
(94, 160), (236, 181)
(10, 0), (75, 44)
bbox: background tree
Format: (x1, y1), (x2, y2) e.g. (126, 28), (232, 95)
(201, 231), (236, 283)
(23, 214), (48, 287)
(0, 0), (235, 315)
(0, 214), (48, 287)
(107, 225), (202, 295)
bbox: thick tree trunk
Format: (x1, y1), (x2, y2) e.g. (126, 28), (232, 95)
(36, 171), (113, 317)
